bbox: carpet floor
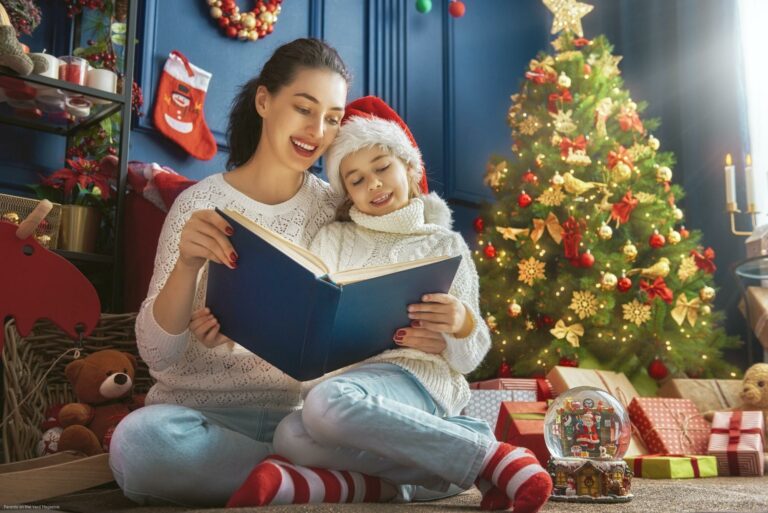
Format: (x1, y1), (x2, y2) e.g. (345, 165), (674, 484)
(22, 477), (768, 513)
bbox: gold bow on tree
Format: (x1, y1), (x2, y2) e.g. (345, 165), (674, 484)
(550, 319), (585, 347)
(497, 226), (530, 241)
(671, 293), (700, 327)
(531, 212), (563, 244)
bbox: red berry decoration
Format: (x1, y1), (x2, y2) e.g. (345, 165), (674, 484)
(448, 0), (466, 18)
(497, 361), (512, 378)
(649, 230), (666, 249)
(517, 191), (533, 208)
(617, 275), (632, 292)
(559, 356), (579, 368)
(579, 250), (595, 268)
(483, 243), (497, 259)
(647, 358), (669, 380)
(522, 170), (538, 184)
(473, 216), (485, 233)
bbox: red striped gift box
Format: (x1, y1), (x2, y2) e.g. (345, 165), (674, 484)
(707, 410), (765, 476)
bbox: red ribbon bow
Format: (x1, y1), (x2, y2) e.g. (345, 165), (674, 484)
(640, 277), (674, 304)
(525, 67), (556, 85)
(561, 216), (582, 259)
(607, 146), (635, 171)
(691, 247), (717, 274)
(610, 190), (639, 225)
(548, 88), (573, 113)
(559, 135), (586, 158)
(619, 111), (644, 133)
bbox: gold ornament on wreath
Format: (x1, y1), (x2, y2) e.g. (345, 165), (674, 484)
(699, 286), (716, 303)
(208, 0), (282, 41)
(507, 301), (522, 318)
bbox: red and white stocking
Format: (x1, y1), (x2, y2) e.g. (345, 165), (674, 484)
(153, 50), (217, 160)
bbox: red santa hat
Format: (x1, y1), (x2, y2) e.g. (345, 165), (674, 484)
(325, 96), (428, 195)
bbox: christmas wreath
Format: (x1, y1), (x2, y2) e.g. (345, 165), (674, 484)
(0, 0), (41, 36)
(207, 0), (281, 41)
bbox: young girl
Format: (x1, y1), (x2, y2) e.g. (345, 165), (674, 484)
(225, 97), (552, 512)
(109, 38), (351, 507)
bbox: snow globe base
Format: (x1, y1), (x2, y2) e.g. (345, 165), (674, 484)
(548, 457), (633, 503)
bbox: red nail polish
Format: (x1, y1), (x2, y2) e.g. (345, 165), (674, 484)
(225, 226), (234, 235)
(396, 329), (406, 337)
(230, 252), (238, 262)
(411, 321), (421, 328)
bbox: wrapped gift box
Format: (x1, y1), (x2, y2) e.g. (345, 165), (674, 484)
(546, 366), (647, 456)
(469, 378), (556, 400)
(462, 389), (537, 431)
(657, 379), (743, 414)
(624, 454), (718, 479)
(628, 398), (710, 455)
(707, 410), (765, 476)
(495, 401), (549, 466)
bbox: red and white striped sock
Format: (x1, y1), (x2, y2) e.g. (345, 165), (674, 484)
(476, 478), (513, 511)
(226, 455), (397, 507)
(477, 442), (552, 513)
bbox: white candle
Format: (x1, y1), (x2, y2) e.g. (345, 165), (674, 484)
(725, 153), (737, 210)
(745, 154), (755, 212)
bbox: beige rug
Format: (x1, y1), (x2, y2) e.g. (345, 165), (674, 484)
(27, 477), (768, 513)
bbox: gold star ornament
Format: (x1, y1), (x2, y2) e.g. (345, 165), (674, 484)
(543, 0), (594, 38)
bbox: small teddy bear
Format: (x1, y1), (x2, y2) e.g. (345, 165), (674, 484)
(740, 363), (768, 433)
(57, 350), (143, 456)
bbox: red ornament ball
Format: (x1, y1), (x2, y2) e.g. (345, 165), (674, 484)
(648, 358), (669, 380)
(680, 226), (690, 239)
(649, 231), (666, 249)
(448, 0), (466, 18)
(559, 356), (579, 368)
(579, 251), (595, 268)
(483, 243), (497, 259)
(497, 361), (512, 378)
(473, 216), (485, 233)
(522, 170), (538, 184)
(617, 276), (632, 292)
(517, 191), (533, 208)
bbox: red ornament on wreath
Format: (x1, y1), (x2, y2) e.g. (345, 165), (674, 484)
(680, 225), (690, 239)
(209, 0), (282, 41)
(517, 191), (532, 208)
(617, 274), (632, 293)
(473, 216), (485, 233)
(579, 250), (595, 268)
(483, 243), (497, 259)
(647, 358), (669, 380)
(522, 170), (538, 184)
(649, 230), (666, 249)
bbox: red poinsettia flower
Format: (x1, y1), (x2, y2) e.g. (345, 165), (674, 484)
(42, 157), (115, 202)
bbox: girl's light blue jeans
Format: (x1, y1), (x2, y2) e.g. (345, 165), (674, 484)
(108, 403), (289, 507)
(273, 363), (495, 492)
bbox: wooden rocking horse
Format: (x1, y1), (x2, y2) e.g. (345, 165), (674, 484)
(0, 200), (112, 504)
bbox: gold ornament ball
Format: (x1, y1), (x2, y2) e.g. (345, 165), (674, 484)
(673, 207), (684, 221)
(701, 305), (712, 315)
(552, 172), (564, 186)
(243, 15), (256, 29)
(699, 286), (716, 302)
(612, 162), (632, 182)
(207, 0), (218, 5)
(507, 302), (522, 318)
(623, 242), (638, 262)
(247, 30), (259, 41)
(237, 29), (249, 40)
(1, 211), (20, 224)
(35, 234), (51, 247)
(648, 135), (660, 151)
(601, 272), (618, 291)
(598, 223), (613, 240)
(231, 12), (241, 22)
(656, 166), (672, 183)
(558, 72), (571, 88)
(210, 6), (222, 18)
(261, 11), (274, 23)
(668, 230), (681, 245)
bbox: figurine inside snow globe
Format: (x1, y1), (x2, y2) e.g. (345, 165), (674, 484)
(544, 386), (634, 502)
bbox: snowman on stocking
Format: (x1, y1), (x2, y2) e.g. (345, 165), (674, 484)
(153, 50), (217, 160)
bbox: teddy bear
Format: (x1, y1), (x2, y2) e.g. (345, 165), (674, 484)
(57, 349), (144, 456)
(740, 363), (768, 433)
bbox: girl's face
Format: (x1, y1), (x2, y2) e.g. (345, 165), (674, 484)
(340, 146), (413, 216)
(256, 68), (347, 172)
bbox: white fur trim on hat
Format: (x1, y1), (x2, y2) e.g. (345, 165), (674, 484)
(325, 116), (423, 195)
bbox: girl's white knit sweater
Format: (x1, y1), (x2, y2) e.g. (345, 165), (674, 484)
(308, 193), (491, 416)
(135, 171), (338, 411)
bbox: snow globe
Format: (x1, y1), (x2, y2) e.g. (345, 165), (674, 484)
(544, 386), (633, 502)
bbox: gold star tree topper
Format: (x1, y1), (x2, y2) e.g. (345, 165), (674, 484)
(543, 0), (594, 38)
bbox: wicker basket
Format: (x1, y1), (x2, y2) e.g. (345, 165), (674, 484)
(1, 313), (153, 463)
(0, 193), (62, 249)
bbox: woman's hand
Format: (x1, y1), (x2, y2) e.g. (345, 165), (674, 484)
(177, 210), (238, 272)
(189, 308), (231, 348)
(392, 327), (446, 354)
(406, 293), (471, 337)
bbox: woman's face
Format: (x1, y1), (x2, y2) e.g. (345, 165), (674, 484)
(340, 146), (413, 216)
(257, 68), (348, 172)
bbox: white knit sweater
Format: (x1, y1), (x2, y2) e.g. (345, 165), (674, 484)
(135, 171), (339, 411)
(308, 193), (491, 416)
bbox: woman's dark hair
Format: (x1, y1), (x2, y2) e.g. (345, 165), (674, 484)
(226, 38), (351, 170)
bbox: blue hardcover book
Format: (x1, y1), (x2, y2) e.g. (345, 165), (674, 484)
(206, 208), (462, 381)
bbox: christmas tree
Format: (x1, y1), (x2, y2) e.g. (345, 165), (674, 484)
(471, 0), (741, 388)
